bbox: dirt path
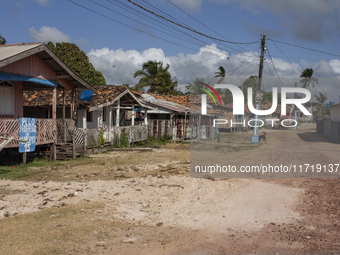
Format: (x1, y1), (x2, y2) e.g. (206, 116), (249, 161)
(0, 125), (340, 254)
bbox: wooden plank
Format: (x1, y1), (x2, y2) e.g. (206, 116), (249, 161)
(57, 77), (74, 91)
(52, 87), (57, 119)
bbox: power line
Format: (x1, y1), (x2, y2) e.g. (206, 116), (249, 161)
(68, 0), (236, 59)
(127, 0), (260, 45)
(269, 40), (301, 73)
(166, 0), (244, 53)
(268, 38), (340, 58)
(266, 47), (285, 87)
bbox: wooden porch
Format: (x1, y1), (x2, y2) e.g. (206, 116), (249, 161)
(0, 118), (86, 161)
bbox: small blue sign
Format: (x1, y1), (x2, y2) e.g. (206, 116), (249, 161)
(19, 118), (37, 153)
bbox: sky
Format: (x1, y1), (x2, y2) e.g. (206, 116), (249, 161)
(2, 0), (340, 102)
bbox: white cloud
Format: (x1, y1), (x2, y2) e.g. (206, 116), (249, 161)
(29, 26), (71, 43)
(88, 44), (306, 90)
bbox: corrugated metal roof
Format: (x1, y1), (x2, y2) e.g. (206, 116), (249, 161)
(147, 99), (196, 114)
(0, 43), (44, 61)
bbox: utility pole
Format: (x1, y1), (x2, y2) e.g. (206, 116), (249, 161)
(251, 34), (266, 143)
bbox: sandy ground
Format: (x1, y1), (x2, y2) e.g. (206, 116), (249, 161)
(0, 178), (302, 232)
(1, 124), (340, 254)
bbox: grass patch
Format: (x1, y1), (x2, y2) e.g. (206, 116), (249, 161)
(0, 202), (104, 255)
(0, 156), (95, 181)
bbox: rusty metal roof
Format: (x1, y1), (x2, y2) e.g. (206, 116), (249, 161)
(146, 99), (198, 114)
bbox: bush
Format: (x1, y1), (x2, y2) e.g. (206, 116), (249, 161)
(114, 129), (129, 148)
(98, 130), (106, 148)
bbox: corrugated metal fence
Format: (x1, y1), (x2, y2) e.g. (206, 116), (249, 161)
(317, 119), (340, 143)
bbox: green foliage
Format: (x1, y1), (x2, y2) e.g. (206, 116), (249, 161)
(161, 133), (172, 142)
(300, 68), (318, 88)
(90, 136), (96, 148)
(47, 42), (106, 86)
(133, 60), (178, 95)
(185, 78), (208, 95)
(114, 130), (129, 148)
(0, 34), (6, 45)
(215, 66), (226, 84)
(98, 130), (106, 148)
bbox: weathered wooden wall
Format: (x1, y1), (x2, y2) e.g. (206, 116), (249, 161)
(0, 55), (57, 80)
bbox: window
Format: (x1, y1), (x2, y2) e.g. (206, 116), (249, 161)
(0, 82), (14, 115)
(103, 107), (106, 122)
(87, 111), (93, 122)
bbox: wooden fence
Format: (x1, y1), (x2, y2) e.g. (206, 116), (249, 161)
(85, 124), (148, 148)
(0, 118), (56, 148)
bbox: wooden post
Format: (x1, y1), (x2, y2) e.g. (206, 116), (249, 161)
(144, 110), (148, 125)
(198, 114), (201, 143)
(70, 89), (75, 119)
(62, 87), (65, 119)
(170, 113), (174, 141)
(83, 110), (87, 129)
(72, 127), (76, 159)
(83, 130), (86, 157)
(131, 106), (135, 126)
(116, 99), (120, 127)
(52, 87), (57, 119)
(23, 152), (27, 164)
(109, 107), (112, 143)
(183, 110), (187, 140)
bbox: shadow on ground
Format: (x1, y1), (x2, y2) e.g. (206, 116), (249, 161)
(297, 131), (337, 143)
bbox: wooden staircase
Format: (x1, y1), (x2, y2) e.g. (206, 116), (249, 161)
(55, 143), (85, 160)
(55, 119), (86, 160)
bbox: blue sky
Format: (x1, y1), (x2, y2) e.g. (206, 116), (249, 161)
(2, 0), (340, 101)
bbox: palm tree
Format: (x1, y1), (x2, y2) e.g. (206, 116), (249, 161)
(0, 34), (6, 45)
(134, 60), (171, 94)
(300, 68), (318, 122)
(215, 66), (226, 84)
(300, 68), (318, 88)
(314, 92), (328, 119)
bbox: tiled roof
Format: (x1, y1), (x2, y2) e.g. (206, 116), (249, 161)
(24, 85), (127, 108)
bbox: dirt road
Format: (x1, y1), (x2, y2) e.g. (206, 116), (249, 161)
(0, 125), (340, 254)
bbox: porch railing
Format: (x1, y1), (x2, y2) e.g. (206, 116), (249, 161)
(0, 118), (57, 148)
(85, 124), (148, 148)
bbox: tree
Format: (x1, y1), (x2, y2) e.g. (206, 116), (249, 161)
(300, 68), (318, 122)
(241, 75), (258, 103)
(0, 34), (6, 45)
(134, 60), (178, 95)
(314, 92), (328, 119)
(47, 42), (106, 86)
(185, 78), (207, 95)
(215, 66), (226, 84)
(300, 68), (318, 88)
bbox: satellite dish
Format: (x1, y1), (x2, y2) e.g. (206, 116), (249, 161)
(141, 94), (156, 102)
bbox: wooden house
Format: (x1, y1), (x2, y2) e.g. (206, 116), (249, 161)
(0, 42), (93, 161)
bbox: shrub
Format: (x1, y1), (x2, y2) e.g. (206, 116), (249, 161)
(114, 129), (129, 148)
(98, 130), (106, 148)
